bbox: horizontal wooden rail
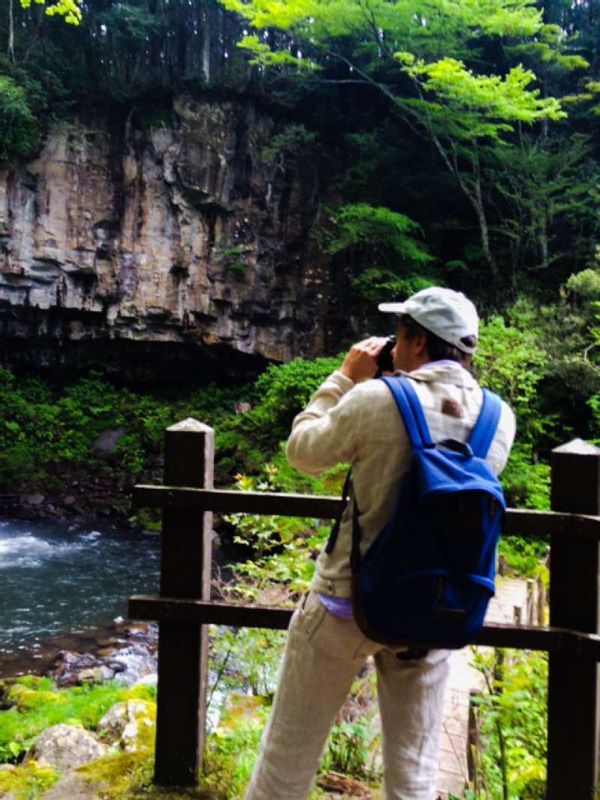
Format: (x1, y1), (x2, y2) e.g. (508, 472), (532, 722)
(133, 485), (343, 518)
(129, 595), (600, 660)
(134, 485), (600, 541)
(506, 507), (600, 542)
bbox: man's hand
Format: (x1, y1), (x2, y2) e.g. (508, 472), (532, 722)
(339, 337), (389, 382)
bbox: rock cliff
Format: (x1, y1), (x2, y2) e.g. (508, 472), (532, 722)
(0, 99), (328, 381)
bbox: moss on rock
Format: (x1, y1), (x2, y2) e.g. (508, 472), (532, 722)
(0, 760), (58, 799)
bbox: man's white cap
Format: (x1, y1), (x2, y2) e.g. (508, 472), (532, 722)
(378, 286), (479, 353)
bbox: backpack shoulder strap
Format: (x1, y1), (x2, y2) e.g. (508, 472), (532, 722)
(468, 389), (503, 458)
(380, 376), (433, 450)
(324, 467), (352, 555)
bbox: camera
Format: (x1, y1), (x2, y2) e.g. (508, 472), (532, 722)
(376, 335), (396, 375)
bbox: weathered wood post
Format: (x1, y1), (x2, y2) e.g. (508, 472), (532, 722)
(547, 439), (600, 799)
(154, 418), (214, 786)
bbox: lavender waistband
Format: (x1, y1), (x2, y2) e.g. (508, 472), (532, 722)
(318, 593), (354, 619)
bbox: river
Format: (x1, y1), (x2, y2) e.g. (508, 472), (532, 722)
(0, 517), (161, 666)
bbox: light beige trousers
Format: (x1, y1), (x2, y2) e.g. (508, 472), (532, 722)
(244, 590), (451, 800)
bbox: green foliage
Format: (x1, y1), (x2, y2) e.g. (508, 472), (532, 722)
(216, 356), (341, 476)
(0, 760), (58, 800)
(0, 367), (247, 489)
(474, 317), (548, 445)
(498, 535), (549, 579)
(217, 246), (248, 280)
(262, 124), (319, 169)
(320, 670), (381, 783)
(325, 204), (430, 262)
(0, 677), (155, 763)
(222, 466), (334, 602)
(399, 59), (565, 142)
(324, 719), (374, 776)
(77, 749), (154, 800)
(251, 357), (341, 435)
(499, 444), (550, 511)
(470, 648), (548, 799)
(19, 0), (82, 25)
(351, 269), (436, 305)
(474, 315), (551, 508)
(208, 626), (285, 700)
(200, 696), (269, 799)
(566, 266), (600, 302)
(0, 76), (40, 161)
(218, 0), (575, 282)
(322, 203), (434, 303)
(220, 0), (543, 60)
(0, 354), (354, 507)
(490, 134), (599, 280)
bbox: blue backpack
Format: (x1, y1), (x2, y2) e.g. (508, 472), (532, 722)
(337, 376), (505, 650)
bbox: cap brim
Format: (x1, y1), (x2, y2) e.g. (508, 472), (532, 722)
(378, 302), (407, 314)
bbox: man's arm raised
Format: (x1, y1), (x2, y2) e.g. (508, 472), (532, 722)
(286, 337), (388, 475)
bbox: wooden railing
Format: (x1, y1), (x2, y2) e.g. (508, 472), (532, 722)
(129, 420), (600, 799)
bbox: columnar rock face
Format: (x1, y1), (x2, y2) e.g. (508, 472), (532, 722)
(0, 98), (328, 380)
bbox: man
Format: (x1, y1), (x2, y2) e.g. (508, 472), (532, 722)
(244, 287), (515, 800)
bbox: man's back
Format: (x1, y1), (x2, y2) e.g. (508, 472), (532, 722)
(287, 360), (515, 598)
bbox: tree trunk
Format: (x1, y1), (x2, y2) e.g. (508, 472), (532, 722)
(539, 215), (549, 270)
(427, 125), (498, 281)
(469, 179), (498, 280)
(8, 0), (15, 65)
(202, 4), (211, 83)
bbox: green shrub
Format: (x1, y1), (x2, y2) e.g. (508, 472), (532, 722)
(0, 677), (155, 763)
(470, 648), (547, 799)
(0, 75), (40, 161)
(246, 355), (341, 444)
(498, 535), (549, 578)
(0, 760), (58, 800)
(0, 367), (250, 488)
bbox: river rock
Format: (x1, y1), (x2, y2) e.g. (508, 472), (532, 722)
(77, 666), (114, 684)
(98, 700), (156, 751)
(25, 724), (107, 771)
(95, 647), (116, 658)
(25, 493), (45, 507)
(46, 622), (158, 687)
(40, 773), (102, 800)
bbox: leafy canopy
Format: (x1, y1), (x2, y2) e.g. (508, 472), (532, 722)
(217, 0), (569, 282)
(220, 0), (543, 52)
(18, 0), (82, 25)
(397, 56), (565, 142)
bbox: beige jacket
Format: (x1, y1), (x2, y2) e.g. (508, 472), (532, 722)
(286, 362), (516, 598)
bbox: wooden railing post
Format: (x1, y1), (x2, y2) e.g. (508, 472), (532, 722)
(154, 418), (214, 786)
(547, 439), (600, 799)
